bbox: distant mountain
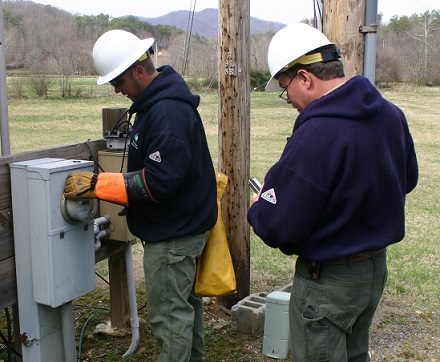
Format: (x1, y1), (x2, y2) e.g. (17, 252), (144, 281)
(139, 8), (285, 37)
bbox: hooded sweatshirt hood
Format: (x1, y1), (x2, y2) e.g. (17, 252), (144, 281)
(294, 76), (383, 131)
(129, 65), (200, 115)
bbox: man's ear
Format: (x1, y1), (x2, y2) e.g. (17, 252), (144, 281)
(296, 70), (308, 83)
(132, 64), (145, 79)
(297, 69), (312, 89)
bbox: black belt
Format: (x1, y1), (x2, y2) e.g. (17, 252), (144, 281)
(321, 248), (385, 265)
(306, 249), (385, 280)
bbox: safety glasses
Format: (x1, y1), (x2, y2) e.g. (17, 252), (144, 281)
(279, 74), (297, 100)
(109, 77), (124, 88)
(109, 52), (149, 88)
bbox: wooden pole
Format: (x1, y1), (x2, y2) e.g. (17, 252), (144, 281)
(322, 0), (366, 78)
(0, 0), (11, 156)
(101, 107), (131, 328)
(217, 0), (251, 307)
(101, 107), (128, 138)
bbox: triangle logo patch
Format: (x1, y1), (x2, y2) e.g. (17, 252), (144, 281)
(261, 188), (277, 204)
(149, 151), (161, 163)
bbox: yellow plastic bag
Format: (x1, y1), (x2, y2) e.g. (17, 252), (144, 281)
(195, 172), (237, 297)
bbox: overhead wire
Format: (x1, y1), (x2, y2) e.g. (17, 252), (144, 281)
(181, 0), (197, 77)
(313, 0), (323, 29)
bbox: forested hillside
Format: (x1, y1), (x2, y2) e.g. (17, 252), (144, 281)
(2, 1), (440, 85)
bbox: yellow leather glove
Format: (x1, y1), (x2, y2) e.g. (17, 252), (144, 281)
(64, 171), (128, 204)
(64, 171), (97, 199)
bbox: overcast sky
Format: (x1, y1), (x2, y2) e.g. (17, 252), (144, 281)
(30, 0), (437, 25)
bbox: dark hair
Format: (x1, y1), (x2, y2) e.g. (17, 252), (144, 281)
(284, 60), (345, 80)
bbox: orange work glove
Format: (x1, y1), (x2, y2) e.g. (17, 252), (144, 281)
(64, 171), (128, 204)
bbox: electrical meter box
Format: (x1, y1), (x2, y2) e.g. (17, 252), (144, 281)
(11, 158), (97, 308)
(262, 291), (291, 359)
(98, 150), (135, 242)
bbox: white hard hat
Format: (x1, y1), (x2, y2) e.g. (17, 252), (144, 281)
(266, 23), (338, 92)
(93, 29), (155, 85)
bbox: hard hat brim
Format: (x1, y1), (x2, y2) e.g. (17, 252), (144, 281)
(265, 76), (283, 92)
(97, 37), (155, 85)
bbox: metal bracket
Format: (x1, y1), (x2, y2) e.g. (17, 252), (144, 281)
(359, 24), (378, 34)
(19, 332), (35, 347)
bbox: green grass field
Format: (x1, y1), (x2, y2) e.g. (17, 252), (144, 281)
(4, 82), (440, 360)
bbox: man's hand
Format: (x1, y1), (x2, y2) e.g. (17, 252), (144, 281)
(251, 182), (264, 204)
(64, 171), (98, 199)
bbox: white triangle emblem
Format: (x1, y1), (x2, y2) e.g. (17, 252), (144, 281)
(149, 151), (161, 163)
(261, 188), (277, 204)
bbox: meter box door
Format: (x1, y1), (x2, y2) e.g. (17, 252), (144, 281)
(98, 150), (135, 242)
(11, 158), (97, 308)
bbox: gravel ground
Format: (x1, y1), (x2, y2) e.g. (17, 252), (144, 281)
(369, 296), (439, 361)
(203, 294), (440, 362)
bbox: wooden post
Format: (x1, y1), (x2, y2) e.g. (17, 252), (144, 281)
(108, 253), (130, 327)
(322, 0), (365, 78)
(101, 107), (130, 328)
(101, 107), (128, 137)
(12, 303), (22, 361)
(218, 0), (251, 307)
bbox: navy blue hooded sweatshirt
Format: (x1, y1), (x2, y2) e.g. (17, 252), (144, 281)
(247, 76), (418, 261)
(125, 65), (217, 242)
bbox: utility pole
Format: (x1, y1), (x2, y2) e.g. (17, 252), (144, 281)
(322, 0), (366, 78)
(0, 0), (11, 156)
(218, 0), (251, 307)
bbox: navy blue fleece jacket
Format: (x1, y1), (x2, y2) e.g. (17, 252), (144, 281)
(126, 65), (217, 242)
(247, 76), (418, 261)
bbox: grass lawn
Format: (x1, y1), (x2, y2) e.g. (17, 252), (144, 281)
(3, 82), (439, 361)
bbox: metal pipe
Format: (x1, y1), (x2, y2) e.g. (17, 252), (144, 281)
(94, 215), (111, 228)
(95, 228), (110, 251)
(94, 215), (111, 250)
(363, 0), (378, 84)
(122, 241), (140, 357)
(0, 0), (11, 155)
(60, 302), (77, 362)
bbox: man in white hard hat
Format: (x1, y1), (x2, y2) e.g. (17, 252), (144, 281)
(64, 29), (217, 361)
(247, 23), (418, 361)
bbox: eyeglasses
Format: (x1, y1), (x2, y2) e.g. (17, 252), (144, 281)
(109, 60), (144, 88)
(279, 74), (297, 100)
(109, 77), (124, 88)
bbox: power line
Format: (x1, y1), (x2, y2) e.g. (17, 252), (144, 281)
(181, 0), (196, 77)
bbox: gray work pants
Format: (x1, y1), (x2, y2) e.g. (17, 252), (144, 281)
(143, 232), (209, 362)
(290, 249), (388, 361)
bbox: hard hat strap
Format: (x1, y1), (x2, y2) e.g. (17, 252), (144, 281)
(137, 52), (149, 62)
(319, 45), (342, 62)
(277, 45), (342, 77)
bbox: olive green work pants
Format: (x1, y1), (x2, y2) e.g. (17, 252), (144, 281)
(290, 249), (388, 361)
(143, 231), (210, 362)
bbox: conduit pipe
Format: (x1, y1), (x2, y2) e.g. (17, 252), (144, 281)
(94, 215), (111, 251)
(362, 0), (378, 84)
(60, 302), (77, 362)
(93, 214), (139, 356)
(122, 241), (140, 357)
(60, 215), (112, 361)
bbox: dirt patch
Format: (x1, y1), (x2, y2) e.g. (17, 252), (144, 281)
(75, 293), (439, 361)
(369, 297), (439, 361)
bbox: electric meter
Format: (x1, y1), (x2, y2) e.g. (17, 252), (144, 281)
(60, 194), (98, 223)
